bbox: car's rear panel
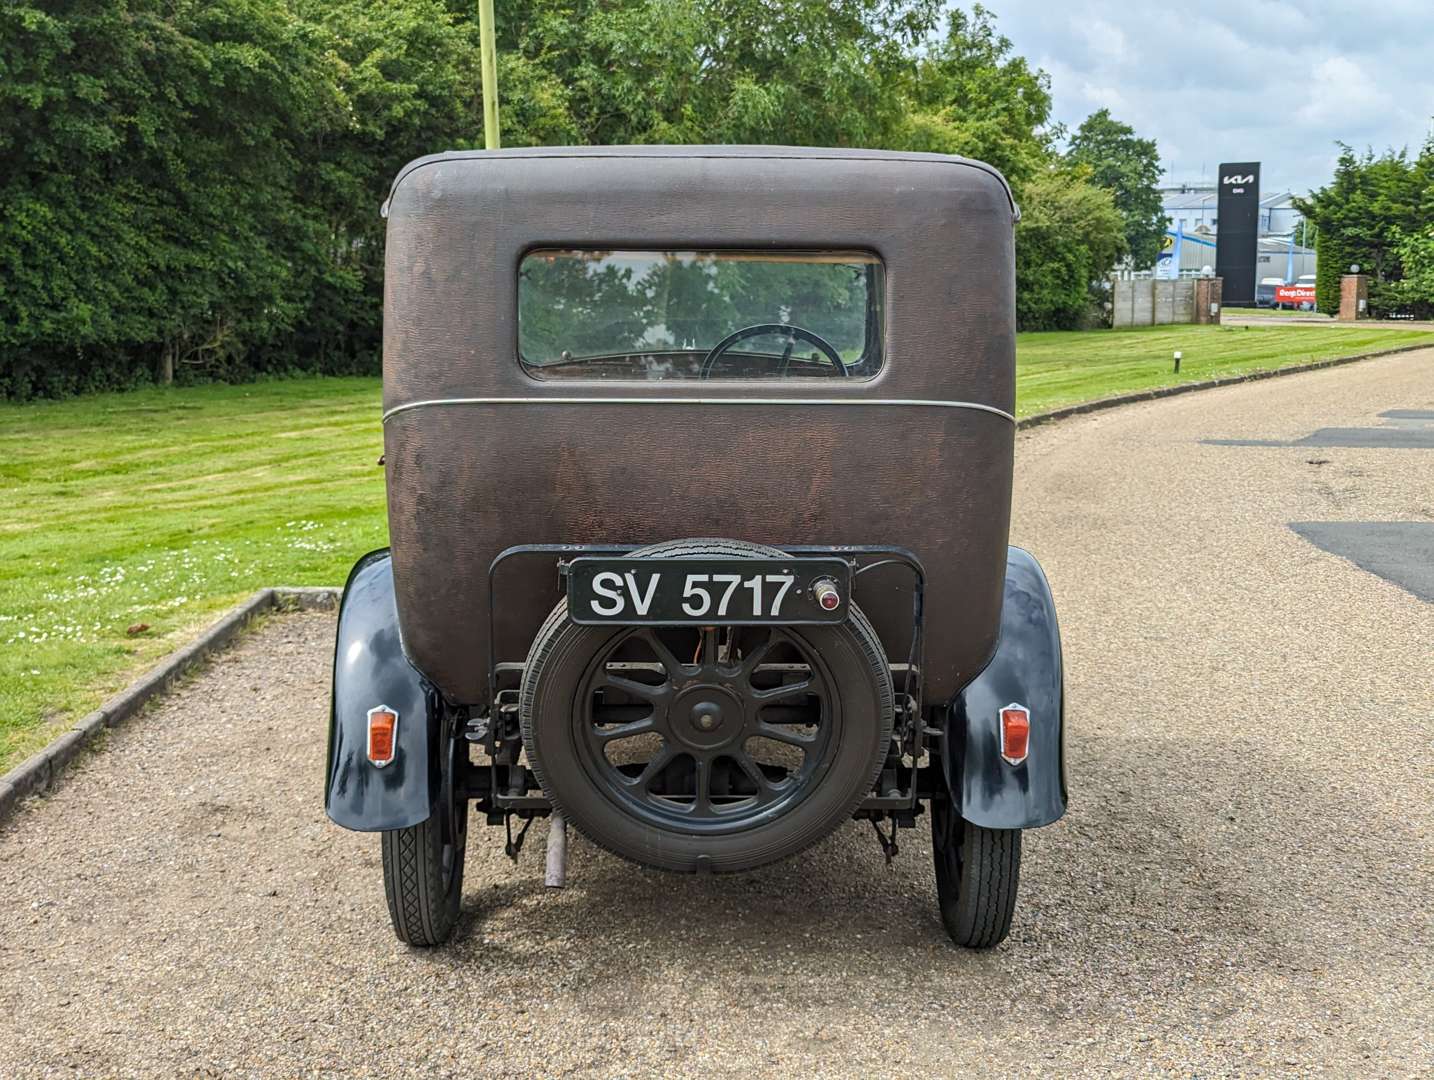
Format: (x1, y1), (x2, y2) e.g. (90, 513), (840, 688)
(381, 146), (1018, 706)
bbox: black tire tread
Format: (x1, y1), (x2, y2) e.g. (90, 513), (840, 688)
(932, 799), (1021, 949)
(953, 823), (1020, 948)
(381, 814), (460, 946)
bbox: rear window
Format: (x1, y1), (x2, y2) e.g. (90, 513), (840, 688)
(518, 249), (884, 380)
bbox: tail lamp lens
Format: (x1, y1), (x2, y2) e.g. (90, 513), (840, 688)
(367, 706), (398, 768)
(1000, 704), (1030, 766)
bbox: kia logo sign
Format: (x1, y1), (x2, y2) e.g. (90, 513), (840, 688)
(1216, 162), (1260, 304)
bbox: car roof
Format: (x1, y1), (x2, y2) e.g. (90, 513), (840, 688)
(383, 144), (1016, 218)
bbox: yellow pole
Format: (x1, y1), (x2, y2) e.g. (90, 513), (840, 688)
(478, 0), (500, 149)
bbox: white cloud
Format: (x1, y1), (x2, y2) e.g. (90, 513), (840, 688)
(1296, 57), (1394, 127)
(981, 0), (1434, 195)
(1070, 17), (1129, 64)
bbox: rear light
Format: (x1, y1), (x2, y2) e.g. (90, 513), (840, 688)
(812, 578), (843, 612)
(999, 703), (1030, 766)
(367, 705), (399, 768)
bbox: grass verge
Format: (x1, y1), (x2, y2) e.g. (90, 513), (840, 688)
(1, 378), (385, 768)
(3, 325), (1432, 770)
(1012, 323), (1432, 417)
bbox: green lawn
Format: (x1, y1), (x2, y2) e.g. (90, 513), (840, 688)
(1, 378), (387, 768)
(1013, 323), (1430, 417)
(3, 323), (1432, 770)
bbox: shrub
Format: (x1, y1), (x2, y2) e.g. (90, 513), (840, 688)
(1015, 169), (1126, 330)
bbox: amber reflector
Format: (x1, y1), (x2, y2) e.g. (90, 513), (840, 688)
(1000, 705), (1030, 766)
(367, 707), (398, 767)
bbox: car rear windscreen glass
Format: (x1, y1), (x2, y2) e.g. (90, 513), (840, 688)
(518, 249), (884, 380)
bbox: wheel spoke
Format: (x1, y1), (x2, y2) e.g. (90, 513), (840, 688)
(692, 755), (712, 815)
(699, 628), (718, 668)
(737, 632), (776, 677)
(632, 744), (675, 790)
(730, 750), (780, 797)
(593, 717), (656, 743)
(752, 677), (812, 702)
(755, 720), (816, 747)
(603, 672), (667, 702)
(636, 629), (687, 679)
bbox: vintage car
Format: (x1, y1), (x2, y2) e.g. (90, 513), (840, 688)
(326, 146), (1066, 950)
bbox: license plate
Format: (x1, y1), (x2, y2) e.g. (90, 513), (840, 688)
(566, 556), (853, 626)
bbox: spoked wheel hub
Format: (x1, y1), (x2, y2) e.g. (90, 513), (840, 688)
(577, 626), (839, 831)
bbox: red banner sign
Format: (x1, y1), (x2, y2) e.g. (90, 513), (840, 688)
(1275, 285), (1316, 305)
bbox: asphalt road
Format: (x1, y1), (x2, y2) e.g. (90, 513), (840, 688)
(3, 351), (1431, 1078)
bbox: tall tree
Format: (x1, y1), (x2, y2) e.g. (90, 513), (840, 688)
(1065, 108), (1166, 270)
(288, 0), (483, 368)
(493, 0), (942, 149)
(1384, 225), (1434, 318)
(1295, 142), (1432, 313)
(900, 4), (1055, 188)
(0, 0), (329, 397)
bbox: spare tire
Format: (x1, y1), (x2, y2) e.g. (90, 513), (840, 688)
(519, 538), (894, 872)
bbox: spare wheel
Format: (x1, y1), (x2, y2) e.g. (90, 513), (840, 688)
(519, 538), (894, 873)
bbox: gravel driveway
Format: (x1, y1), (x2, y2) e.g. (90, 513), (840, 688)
(3, 351), (1431, 1078)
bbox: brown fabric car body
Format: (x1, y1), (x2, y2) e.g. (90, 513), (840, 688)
(380, 145), (1019, 708)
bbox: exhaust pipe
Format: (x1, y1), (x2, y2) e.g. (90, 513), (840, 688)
(544, 811), (567, 888)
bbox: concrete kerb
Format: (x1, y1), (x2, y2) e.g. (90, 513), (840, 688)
(0, 586), (340, 826)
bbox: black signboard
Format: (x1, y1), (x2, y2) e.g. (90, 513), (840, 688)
(1215, 162), (1260, 305)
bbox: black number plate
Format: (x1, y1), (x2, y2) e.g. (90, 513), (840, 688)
(566, 556), (853, 626)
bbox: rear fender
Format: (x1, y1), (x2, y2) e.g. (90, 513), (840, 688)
(942, 546), (1066, 829)
(325, 550), (440, 832)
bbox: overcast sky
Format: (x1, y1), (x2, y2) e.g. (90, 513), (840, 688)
(982, 0), (1434, 196)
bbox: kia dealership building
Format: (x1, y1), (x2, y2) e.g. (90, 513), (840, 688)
(1154, 176), (1316, 292)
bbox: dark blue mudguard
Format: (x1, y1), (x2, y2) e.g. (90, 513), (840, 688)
(943, 546), (1067, 829)
(325, 550), (441, 832)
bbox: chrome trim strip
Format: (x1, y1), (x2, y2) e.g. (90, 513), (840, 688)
(381, 397), (1016, 424)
